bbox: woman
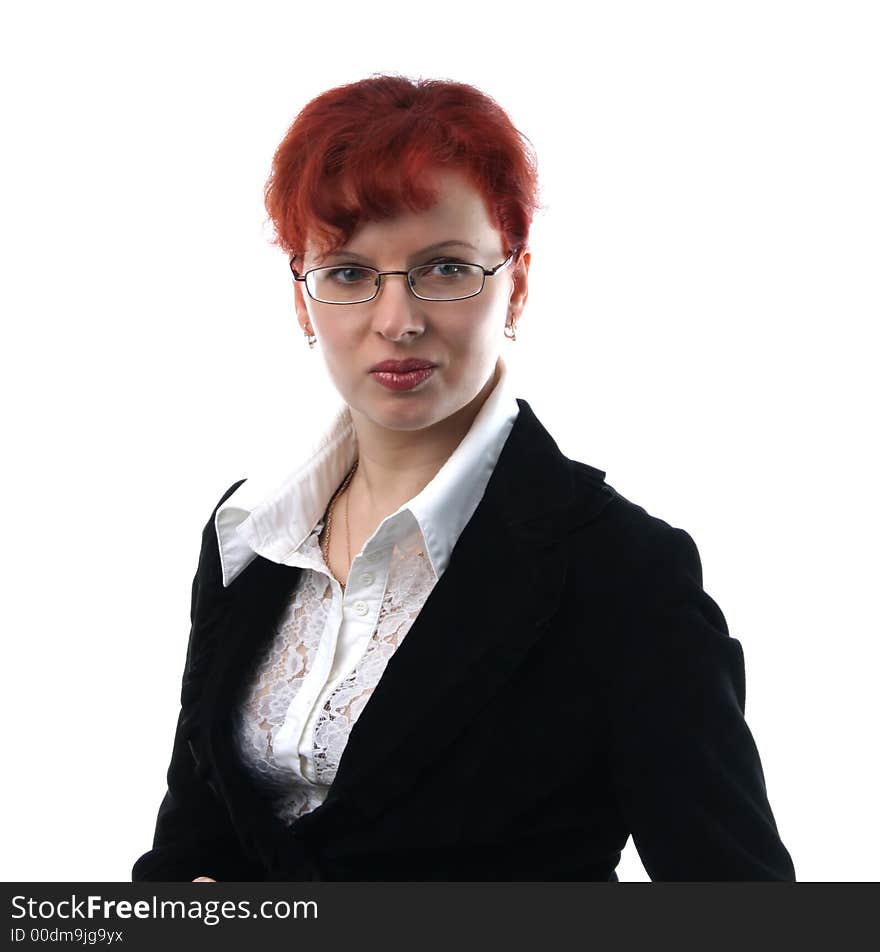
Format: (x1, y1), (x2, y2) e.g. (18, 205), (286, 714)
(132, 74), (795, 882)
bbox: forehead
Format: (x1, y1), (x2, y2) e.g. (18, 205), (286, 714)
(308, 169), (501, 263)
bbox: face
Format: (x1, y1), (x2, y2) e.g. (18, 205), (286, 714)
(293, 169), (530, 434)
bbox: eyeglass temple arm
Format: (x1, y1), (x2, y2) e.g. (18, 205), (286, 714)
(484, 248), (520, 275)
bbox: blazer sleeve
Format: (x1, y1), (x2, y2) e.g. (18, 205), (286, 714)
(605, 525), (796, 881)
(132, 482), (263, 882)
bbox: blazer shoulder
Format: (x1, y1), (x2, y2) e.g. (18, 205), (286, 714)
(565, 460), (705, 590)
(565, 466), (734, 684)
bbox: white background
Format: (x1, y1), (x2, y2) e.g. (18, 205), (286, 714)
(1, 0), (877, 882)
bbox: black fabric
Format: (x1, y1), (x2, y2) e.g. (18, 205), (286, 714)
(132, 398), (795, 882)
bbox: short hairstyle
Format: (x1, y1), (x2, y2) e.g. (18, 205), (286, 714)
(264, 73), (541, 264)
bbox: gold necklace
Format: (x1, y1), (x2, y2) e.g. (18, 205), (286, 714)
(321, 458), (358, 587)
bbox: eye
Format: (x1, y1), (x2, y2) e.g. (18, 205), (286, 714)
(327, 266), (373, 284)
(428, 260), (468, 277)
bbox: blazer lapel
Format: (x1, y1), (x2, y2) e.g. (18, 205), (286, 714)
(321, 491), (569, 822)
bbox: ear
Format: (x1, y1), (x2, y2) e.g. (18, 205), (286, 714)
(508, 248), (531, 323)
(293, 279), (313, 334)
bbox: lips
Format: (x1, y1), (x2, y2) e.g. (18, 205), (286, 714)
(369, 358), (437, 373)
(370, 366), (436, 392)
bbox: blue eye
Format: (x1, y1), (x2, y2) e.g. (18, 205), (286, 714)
(328, 267), (372, 284)
(432, 262), (465, 276)
(424, 260), (470, 278)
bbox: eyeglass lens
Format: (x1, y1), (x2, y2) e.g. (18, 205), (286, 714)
(307, 263), (485, 303)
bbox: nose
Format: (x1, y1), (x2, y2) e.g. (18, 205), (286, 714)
(370, 272), (425, 339)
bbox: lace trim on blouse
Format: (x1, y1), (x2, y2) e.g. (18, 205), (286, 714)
(234, 527), (436, 825)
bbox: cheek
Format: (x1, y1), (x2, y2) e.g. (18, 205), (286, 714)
(315, 311), (356, 346)
(478, 282), (511, 321)
(454, 297), (508, 341)
(452, 287), (508, 324)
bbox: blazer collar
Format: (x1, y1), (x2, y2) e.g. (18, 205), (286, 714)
(199, 396), (613, 845)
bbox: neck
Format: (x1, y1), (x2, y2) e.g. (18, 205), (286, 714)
(347, 360), (501, 518)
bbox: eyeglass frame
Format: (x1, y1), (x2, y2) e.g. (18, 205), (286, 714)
(289, 248), (520, 305)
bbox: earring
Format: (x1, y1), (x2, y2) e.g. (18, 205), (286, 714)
(304, 327), (317, 349)
(504, 322), (517, 341)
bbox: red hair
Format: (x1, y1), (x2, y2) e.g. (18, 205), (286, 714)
(264, 74), (541, 264)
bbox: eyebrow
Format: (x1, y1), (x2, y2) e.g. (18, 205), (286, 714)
(319, 240), (479, 263)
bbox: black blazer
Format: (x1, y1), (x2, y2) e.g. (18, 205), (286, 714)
(132, 398), (795, 882)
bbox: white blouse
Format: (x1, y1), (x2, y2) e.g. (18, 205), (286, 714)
(213, 357), (521, 825)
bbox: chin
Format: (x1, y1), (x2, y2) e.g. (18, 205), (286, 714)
(362, 391), (456, 430)
(376, 406), (447, 432)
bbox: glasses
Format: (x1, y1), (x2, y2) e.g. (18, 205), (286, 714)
(290, 249), (518, 305)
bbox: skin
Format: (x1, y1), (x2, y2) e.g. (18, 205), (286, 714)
(192, 168), (530, 881)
